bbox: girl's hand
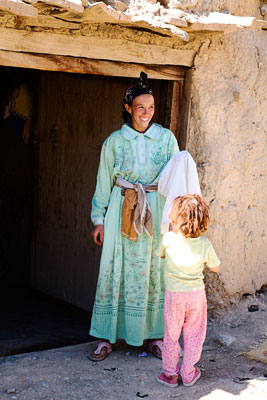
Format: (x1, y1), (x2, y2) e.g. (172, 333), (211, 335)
(210, 265), (220, 273)
(91, 224), (104, 245)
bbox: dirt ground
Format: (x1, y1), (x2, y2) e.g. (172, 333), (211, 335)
(0, 293), (266, 400)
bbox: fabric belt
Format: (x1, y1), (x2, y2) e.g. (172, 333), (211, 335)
(116, 177), (158, 241)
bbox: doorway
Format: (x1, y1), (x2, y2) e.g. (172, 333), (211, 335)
(0, 66), (186, 355)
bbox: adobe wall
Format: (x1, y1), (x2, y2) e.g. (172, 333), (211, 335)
(187, 28), (267, 313)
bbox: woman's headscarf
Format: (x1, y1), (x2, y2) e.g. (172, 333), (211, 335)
(122, 72), (153, 123)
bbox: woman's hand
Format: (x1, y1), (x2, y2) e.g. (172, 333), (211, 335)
(91, 224), (104, 246)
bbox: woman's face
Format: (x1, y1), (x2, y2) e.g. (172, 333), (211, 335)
(125, 94), (155, 132)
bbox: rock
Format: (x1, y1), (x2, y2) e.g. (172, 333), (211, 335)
(215, 334), (237, 346)
(260, 5), (267, 16)
(248, 304), (259, 312)
(229, 296), (239, 304)
(230, 322), (244, 328)
(107, 1), (128, 13)
(6, 388), (16, 394)
(203, 345), (217, 351)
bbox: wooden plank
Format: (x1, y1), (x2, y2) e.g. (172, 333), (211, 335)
(22, 15), (81, 29)
(163, 81), (174, 129)
(0, 50), (185, 80)
(177, 68), (192, 150)
(79, 2), (131, 23)
(0, 28), (196, 66)
(26, 0), (84, 14)
(129, 18), (189, 40)
(169, 80), (181, 140)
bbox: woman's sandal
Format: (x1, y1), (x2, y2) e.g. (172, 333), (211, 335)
(147, 340), (163, 359)
(88, 341), (112, 362)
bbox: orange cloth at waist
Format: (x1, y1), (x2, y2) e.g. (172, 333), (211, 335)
(115, 177), (158, 242)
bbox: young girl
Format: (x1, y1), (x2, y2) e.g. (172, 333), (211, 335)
(156, 194), (220, 388)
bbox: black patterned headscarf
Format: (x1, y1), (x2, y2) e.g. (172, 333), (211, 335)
(122, 72), (153, 123)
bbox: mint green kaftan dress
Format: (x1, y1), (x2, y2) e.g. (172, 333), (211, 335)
(90, 123), (179, 346)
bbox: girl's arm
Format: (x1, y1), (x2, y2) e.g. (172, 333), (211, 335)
(156, 241), (165, 259)
(206, 243), (221, 272)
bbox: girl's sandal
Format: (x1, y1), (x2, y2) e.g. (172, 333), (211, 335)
(147, 340), (163, 359)
(88, 341), (112, 362)
(182, 367), (201, 387)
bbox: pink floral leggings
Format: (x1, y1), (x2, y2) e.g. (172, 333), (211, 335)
(162, 290), (207, 382)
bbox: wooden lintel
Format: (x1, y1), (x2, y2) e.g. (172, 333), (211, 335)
(0, 50), (185, 80)
(0, 28), (195, 67)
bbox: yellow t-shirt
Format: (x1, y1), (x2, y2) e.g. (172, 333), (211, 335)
(156, 231), (220, 292)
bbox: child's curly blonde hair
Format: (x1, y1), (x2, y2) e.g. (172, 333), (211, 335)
(168, 194), (209, 238)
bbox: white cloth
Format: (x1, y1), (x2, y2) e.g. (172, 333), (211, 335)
(158, 151), (201, 233)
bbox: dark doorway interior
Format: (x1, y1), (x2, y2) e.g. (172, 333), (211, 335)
(0, 66), (182, 356)
(31, 71), (173, 312)
(0, 67), (91, 357)
(0, 286), (92, 357)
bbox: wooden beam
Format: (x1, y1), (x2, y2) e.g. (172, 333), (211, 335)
(163, 81), (174, 129)
(178, 68), (192, 150)
(0, 50), (186, 80)
(0, 28), (195, 67)
(169, 80), (181, 140)
(26, 0), (84, 14)
(22, 15), (81, 30)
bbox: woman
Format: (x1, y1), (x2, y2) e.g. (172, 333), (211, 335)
(89, 72), (179, 361)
